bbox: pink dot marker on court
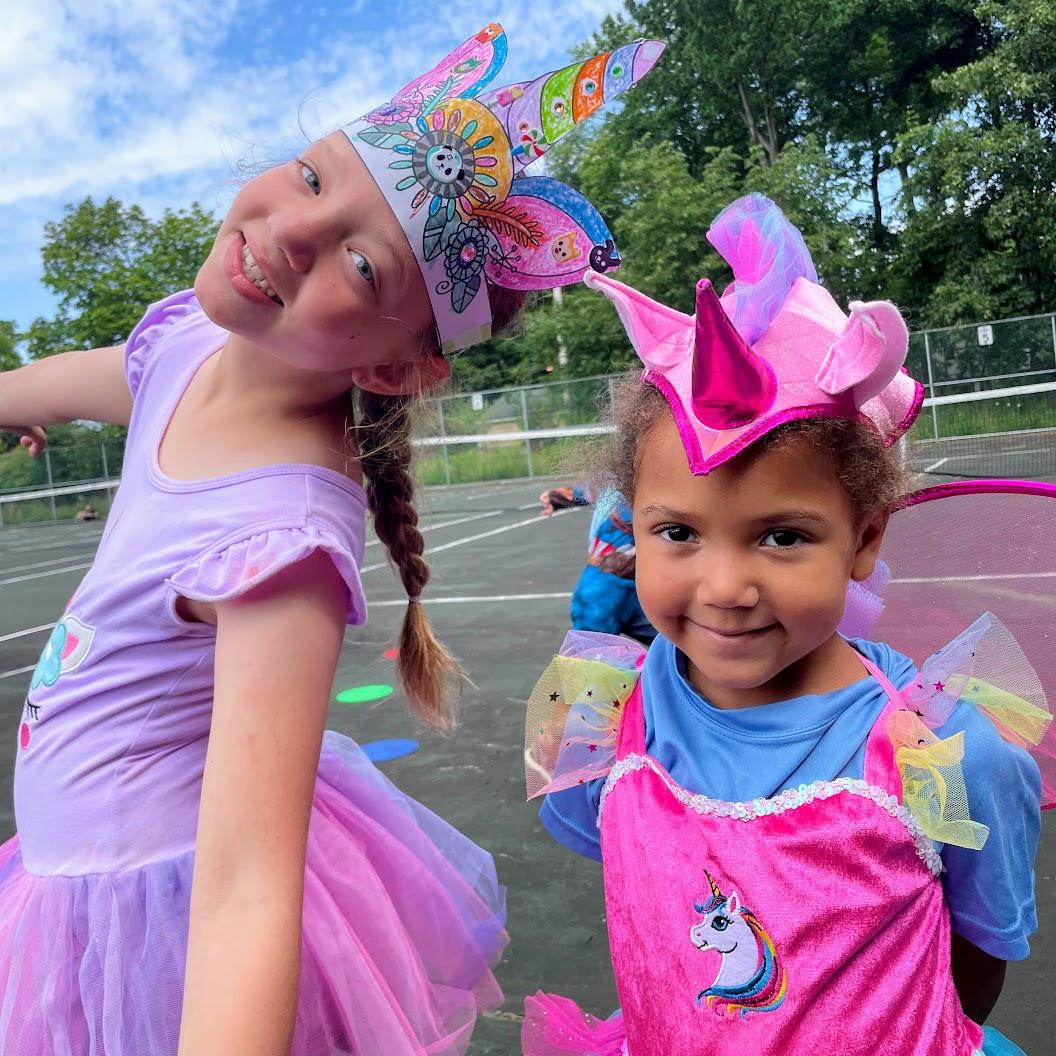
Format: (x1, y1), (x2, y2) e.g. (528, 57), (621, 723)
(382, 648), (399, 661)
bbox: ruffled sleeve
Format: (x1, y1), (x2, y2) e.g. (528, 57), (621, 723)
(124, 290), (201, 401)
(525, 631), (645, 800)
(165, 522), (367, 626)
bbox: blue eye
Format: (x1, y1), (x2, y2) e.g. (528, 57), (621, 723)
(711, 915), (730, 932)
(301, 164), (321, 194)
(762, 529), (804, 548)
(351, 251), (375, 286)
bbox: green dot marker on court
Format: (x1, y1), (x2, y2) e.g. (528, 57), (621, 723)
(335, 683), (394, 705)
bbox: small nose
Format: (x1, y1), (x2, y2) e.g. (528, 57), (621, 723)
(696, 549), (759, 610)
(268, 209), (329, 274)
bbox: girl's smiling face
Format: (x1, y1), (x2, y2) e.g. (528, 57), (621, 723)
(195, 131), (438, 381)
(633, 413), (887, 709)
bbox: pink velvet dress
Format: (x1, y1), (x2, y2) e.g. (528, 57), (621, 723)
(524, 648), (1029, 1056)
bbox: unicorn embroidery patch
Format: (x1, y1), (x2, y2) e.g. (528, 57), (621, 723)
(689, 870), (788, 1018)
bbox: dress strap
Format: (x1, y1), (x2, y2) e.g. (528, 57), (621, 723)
(859, 653), (906, 791)
(615, 681), (646, 759)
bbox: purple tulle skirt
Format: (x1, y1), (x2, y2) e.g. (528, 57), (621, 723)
(0, 732), (507, 1055)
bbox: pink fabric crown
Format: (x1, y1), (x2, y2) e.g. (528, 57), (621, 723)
(343, 24), (665, 355)
(585, 194), (924, 473)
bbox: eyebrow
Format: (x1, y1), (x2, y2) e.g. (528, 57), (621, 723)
(747, 509), (830, 526)
(638, 504), (830, 527)
(638, 504), (697, 520)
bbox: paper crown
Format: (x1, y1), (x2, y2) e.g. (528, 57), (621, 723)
(585, 194), (924, 474)
(343, 24), (665, 355)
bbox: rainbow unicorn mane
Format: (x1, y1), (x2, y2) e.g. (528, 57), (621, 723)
(689, 870), (788, 1018)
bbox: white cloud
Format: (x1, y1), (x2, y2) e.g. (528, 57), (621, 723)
(0, 0), (636, 325)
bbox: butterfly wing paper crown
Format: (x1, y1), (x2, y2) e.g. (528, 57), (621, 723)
(342, 24), (665, 355)
(584, 193), (924, 473)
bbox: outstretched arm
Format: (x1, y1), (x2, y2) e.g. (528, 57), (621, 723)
(177, 550), (348, 1056)
(0, 345), (132, 447)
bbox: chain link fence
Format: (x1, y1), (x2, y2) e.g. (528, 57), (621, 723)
(3, 310), (1056, 517)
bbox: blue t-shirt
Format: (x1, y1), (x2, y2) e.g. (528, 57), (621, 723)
(540, 634), (1041, 961)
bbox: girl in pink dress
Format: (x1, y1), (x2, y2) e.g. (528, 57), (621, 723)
(522, 195), (1053, 1056)
(0, 23), (664, 1056)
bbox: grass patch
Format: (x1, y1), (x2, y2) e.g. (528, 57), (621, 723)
(912, 389), (1056, 440)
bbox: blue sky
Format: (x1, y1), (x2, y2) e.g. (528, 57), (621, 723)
(0, 0), (627, 337)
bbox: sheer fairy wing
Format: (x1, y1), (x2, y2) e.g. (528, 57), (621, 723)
(872, 481), (1056, 810)
(525, 631), (646, 800)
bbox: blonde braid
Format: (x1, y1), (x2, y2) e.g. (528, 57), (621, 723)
(356, 389), (460, 731)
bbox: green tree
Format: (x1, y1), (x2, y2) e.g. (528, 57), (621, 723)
(25, 198), (218, 359)
(894, 0), (1056, 325)
(0, 320), (20, 372)
(0, 320), (22, 452)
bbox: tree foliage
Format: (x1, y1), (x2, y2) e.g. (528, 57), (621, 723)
(23, 199), (218, 359)
(15, 0), (1056, 390)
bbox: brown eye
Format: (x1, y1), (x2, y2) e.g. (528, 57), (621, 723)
(762, 529), (803, 548)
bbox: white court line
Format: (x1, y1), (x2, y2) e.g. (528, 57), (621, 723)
(0, 664), (35, 682)
(462, 484), (540, 502)
(0, 513), (505, 581)
(0, 552), (102, 577)
(0, 562), (93, 587)
(919, 447), (1049, 473)
(0, 623), (53, 644)
(892, 571), (1056, 585)
(364, 508), (502, 548)
(369, 591), (570, 608)
(0, 509), (581, 679)
(6, 536), (103, 554)
(359, 506), (577, 573)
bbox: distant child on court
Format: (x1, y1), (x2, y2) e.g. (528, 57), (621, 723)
(522, 195), (1051, 1056)
(540, 483), (655, 644)
(0, 24), (663, 1056)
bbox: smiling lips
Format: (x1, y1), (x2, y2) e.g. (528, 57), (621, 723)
(241, 241), (283, 304)
(692, 621), (776, 643)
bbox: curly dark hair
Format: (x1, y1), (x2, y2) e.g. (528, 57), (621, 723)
(603, 375), (914, 523)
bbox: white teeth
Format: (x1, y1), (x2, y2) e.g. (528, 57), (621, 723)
(241, 243), (281, 303)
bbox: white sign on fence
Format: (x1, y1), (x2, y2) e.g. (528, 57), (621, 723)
(977, 324), (994, 346)
(470, 393), (484, 411)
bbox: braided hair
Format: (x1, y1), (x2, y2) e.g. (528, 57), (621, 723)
(354, 283), (528, 730)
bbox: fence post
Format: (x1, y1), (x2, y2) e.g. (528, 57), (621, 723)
(1050, 313), (1056, 371)
(44, 449), (57, 521)
(520, 388), (534, 478)
(436, 399), (451, 487)
(101, 442), (109, 481)
(923, 332), (940, 440)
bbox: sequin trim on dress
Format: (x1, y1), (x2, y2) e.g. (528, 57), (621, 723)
(598, 753), (943, 876)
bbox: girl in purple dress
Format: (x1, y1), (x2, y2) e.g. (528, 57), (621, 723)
(0, 24), (664, 1056)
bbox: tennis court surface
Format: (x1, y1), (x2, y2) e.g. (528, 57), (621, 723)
(1, 474), (1054, 1054)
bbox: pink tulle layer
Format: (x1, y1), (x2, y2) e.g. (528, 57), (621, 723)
(521, 995), (1028, 1056)
(0, 732), (507, 1055)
